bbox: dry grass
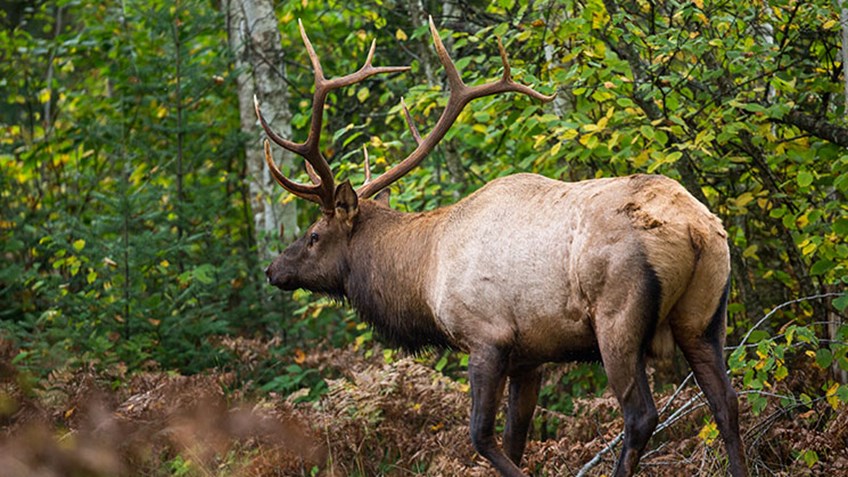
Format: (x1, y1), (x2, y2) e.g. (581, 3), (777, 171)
(1, 336), (846, 476)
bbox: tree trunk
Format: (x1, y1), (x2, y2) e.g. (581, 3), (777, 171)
(227, 0), (298, 261)
(841, 0), (848, 114)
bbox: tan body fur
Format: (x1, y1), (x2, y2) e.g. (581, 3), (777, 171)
(371, 173), (729, 366)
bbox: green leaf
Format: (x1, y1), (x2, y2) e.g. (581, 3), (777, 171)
(834, 294), (848, 312)
(72, 239), (86, 251)
(809, 257), (834, 276)
(747, 330), (770, 343)
(816, 348), (833, 369)
(835, 173), (848, 193)
(435, 355), (448, 372)
(797, 170), (813, 187)
(810, 258), (834, 276)
(193, 264), (215, 285)
(802, 449), (819, 468)
(833, 218), (848, 236)
(838, 384), (848, 404)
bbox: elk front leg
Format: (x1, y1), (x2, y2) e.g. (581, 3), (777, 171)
(468, 346), (526, 477)
(503, 367), (542, 465)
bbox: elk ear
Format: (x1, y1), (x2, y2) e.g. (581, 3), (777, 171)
(334, 180), (359, 225)
(374, 188), (391, 207)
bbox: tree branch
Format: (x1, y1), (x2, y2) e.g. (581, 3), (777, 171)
(775, 110), (848, 148)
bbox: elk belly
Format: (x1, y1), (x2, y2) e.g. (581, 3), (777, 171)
(428, 174), (596, 358)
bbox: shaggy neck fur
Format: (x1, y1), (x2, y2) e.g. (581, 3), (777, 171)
(343, 201), (450, 352)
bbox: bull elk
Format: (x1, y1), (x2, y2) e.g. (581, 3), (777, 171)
(256, 17), (747, 477)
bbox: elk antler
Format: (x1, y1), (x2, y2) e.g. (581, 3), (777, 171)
(355, 16), (555, 199)
(255, 19), (410, 214)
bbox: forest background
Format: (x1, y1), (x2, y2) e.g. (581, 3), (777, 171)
(1, 0), (847, 475)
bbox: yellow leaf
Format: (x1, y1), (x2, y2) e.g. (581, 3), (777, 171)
(796, 212), (809, 229)
(395, 28), (407, 41)
(735, 192), (754, 207)
(801, 242), (817, 256)
(597, 116), (609, 130)
(356, 86), (369, 103)
(823, 19), (838, 30)
(742, 245), (758, 259)
(472, 124), (488, 133)
(826, 383), (840, 410)
(72, 239), (85, 251)
(698, 421), (718, 444)
(550, 142), (562, 157)
(826, 382), (839, 397)
(560, 128), (578, 140)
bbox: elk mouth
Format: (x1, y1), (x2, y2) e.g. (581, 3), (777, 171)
(265, 265), (294, 290)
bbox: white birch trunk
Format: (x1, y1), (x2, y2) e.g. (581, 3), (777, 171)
(227, 0), (298, 261)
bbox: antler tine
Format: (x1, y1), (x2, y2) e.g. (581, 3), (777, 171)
(298, 19), (325, 82)
(305, 161), (320, 184)
(355, 16), (555, 199)
(497, 36), (511, 83)
(401, 97), (423, 145)
(263, 139), (324, 203)
(254, 95), (306, 155)
(362, 145), (372, 185)
(428, 15), (464, 91)
(324, 44), (411, 90)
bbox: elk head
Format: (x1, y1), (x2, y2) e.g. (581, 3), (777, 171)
(256, 17), (552, 293)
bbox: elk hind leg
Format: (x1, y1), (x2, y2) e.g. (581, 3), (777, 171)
(503, 367), (542, 465)
(673, 279), (748, 477)
(603, 349), (658, 477)
(595, 285), (660, 476)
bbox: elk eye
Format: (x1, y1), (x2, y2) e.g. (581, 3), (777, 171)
(309, 232), (319, 246)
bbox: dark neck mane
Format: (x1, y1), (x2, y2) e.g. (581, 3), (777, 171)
(343, 202), (450, 352)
